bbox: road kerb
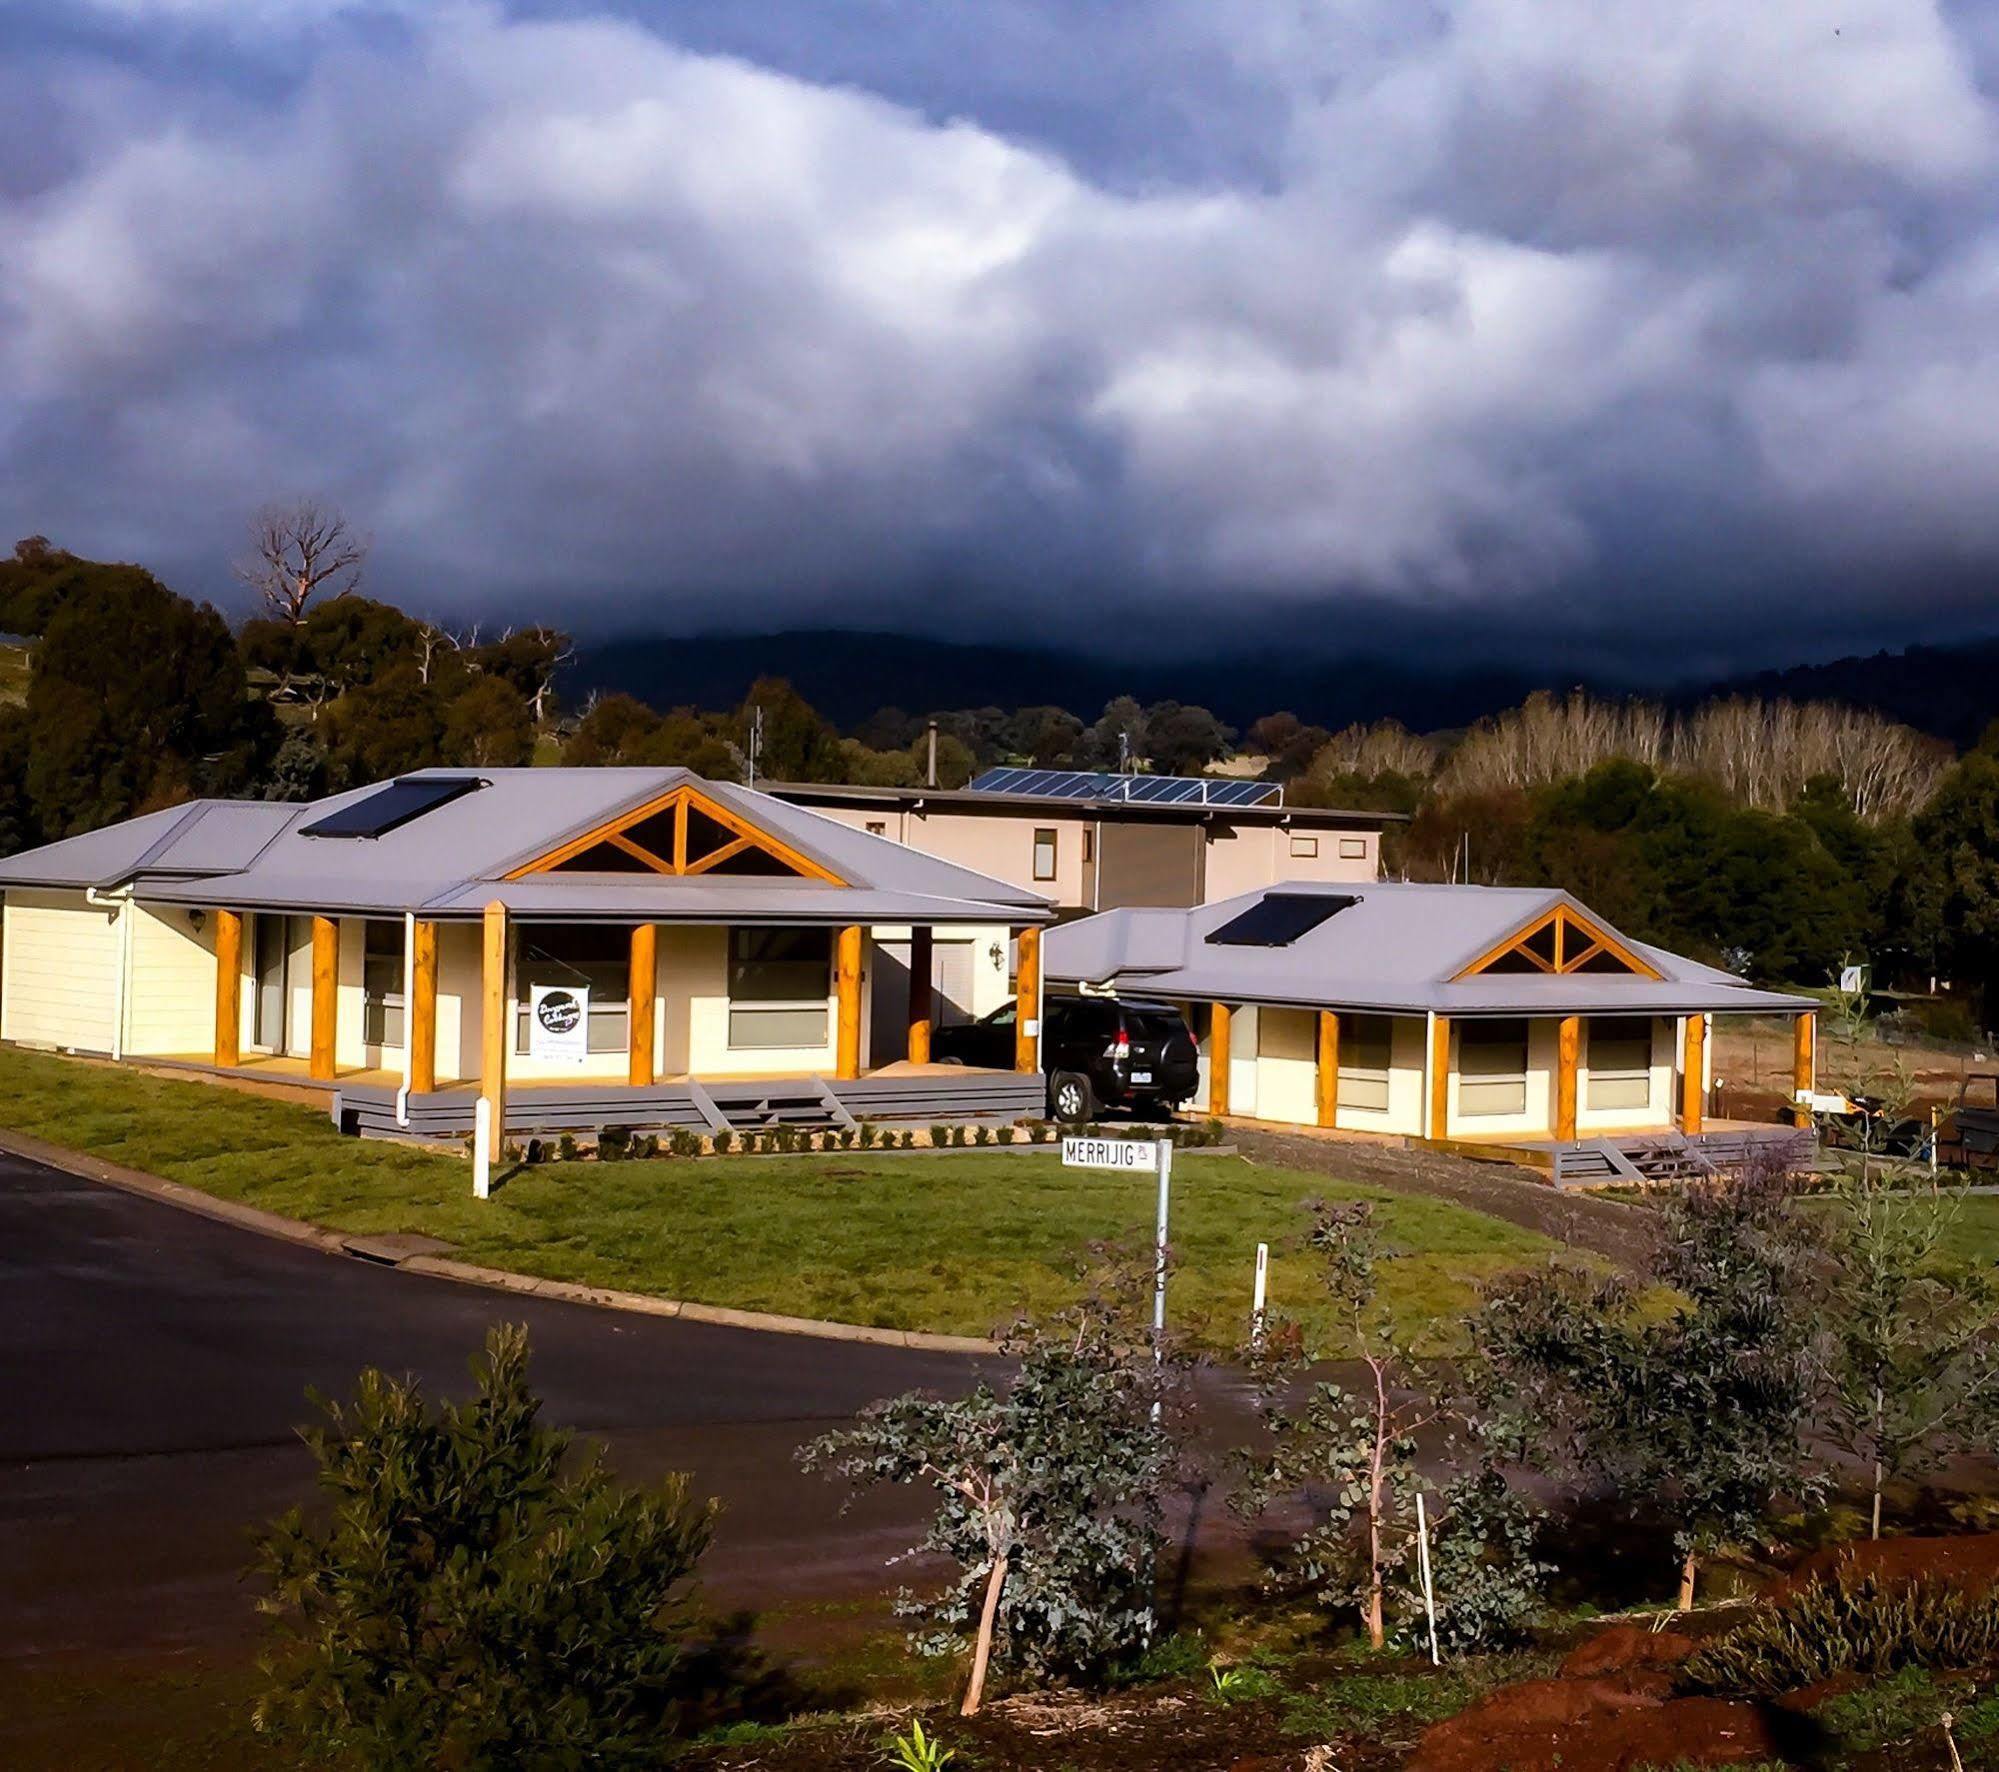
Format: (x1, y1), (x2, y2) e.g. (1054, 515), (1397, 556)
(0, 1128), (1000, 1356)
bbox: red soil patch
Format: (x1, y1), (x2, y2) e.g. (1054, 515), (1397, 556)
(1780, 1531), (1999, 1597)
(1560, 1622), (1700, 1693)
(1406, 1688), (1778, 1772)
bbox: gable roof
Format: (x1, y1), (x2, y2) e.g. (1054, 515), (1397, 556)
(0, 769), (1050, 924)
(1041, 881), (1814, 1017)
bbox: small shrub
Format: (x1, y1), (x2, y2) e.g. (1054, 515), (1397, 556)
(597, 1126), (631, 1162)
(557, 1132), (579, 1162)
(975, 1125), (993, 1147)
(884, 1717), (954, 1771)
(1027, 1121), (1052, 1144)
(670, 1129), (700, 1158)
(711, 1129), (734, 1156)
(1208, 1659), (1279, 1704)
(929, 1125), (949, 1150)
(251, 1327), (715, 1766)
(996, 1124), (1016, 1146)
(1684, 1570), (1999, 1696)
(857, 1121), (878, 1150)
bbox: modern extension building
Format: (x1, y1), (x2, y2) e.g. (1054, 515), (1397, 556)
(771, 770), (1396, 915)
(1043, 881), (1820, 1177)
(0, 769), (1054, 1141)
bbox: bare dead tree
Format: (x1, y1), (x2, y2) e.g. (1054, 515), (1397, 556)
(236, 499), (368, 626)
(1307, 719), (1440, 783)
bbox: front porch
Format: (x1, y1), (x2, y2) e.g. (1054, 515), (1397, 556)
(200, 902), (1050, 1141)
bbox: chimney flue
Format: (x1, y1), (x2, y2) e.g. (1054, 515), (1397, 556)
(926, 720), (939, 788)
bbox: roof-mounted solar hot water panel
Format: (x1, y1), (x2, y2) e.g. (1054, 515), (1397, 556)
(1207, 892), (1359, 947)
(966, 767), (1281, 806)
(300, 776), (485, 839)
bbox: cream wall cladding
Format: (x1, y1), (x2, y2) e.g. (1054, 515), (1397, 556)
(0, 888), (122, 1053)
(1201, 826), (1377, 901)
(1255, 1006), (1319, 1124)
(125, 903), (219, 1057)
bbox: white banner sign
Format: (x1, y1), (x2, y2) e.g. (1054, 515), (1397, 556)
(528, 983), (590, 1064)
(1061, 1135), (1159, 1173)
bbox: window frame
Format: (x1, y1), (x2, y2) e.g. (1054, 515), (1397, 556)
(1457, 1017), (1530, 1118)
(1289, 833), (1319, 859)
(513, 925), (631, 1058)
(726, 926), (833, 1051)
(1337, 1012), (1394, 1113)
(1031, 826), (1059, 882)
(1338, 836), (1368, 859)
(361, 919), (405, 1051)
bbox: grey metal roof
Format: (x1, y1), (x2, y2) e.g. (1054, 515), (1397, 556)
(1041, 881), (1815, 1018)
(0, 769), (1051, 924)
(767, 779), (1402, 827)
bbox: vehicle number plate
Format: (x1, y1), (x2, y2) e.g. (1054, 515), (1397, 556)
(1131, 1070), (1153, 1083)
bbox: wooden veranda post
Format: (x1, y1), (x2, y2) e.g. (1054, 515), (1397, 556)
(1014, 924), (1041, 1073)
(481, 901), (508, 1141)
(1682, 1012), (1706, 1134)
(1209, 1002), (1233, 1117)
(628, 922), (657, 1087)
(1428, 1014), (1450, 1140)
(309, 915), (339, 1081)
(213, 909), (242, 1068)
(1315, 1009), (1340, 1129)
(1555, 1014), (1581, 1142)
(1792, 1010), (1817, 1128)
(907, 925), (934, 1065)
(409, 919), (438, 1093)
(835, 924), (864, 1081)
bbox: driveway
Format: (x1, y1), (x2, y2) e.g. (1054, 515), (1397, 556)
(0, 1151), (992, 1667)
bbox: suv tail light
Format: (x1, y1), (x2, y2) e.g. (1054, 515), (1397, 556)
(1105, 1025), (1131, 1061)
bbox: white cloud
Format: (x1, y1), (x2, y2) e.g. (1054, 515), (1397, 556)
(4, 0), (1999, 654)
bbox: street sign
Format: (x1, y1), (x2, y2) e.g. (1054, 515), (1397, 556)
(1061, 1135), (1158, 1172)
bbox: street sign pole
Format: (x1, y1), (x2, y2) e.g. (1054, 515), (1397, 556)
(1061, 1132), (1173, 1423)
(1151, 1136), (1172, 1419)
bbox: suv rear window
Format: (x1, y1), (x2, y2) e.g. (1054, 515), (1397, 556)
(1121, 1009), (1188, 1041)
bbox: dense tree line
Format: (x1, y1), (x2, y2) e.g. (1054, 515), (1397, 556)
(5, 534), (1999, 1016)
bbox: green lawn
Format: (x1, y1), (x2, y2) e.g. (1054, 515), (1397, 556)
(0, 1045), (1558, 1349)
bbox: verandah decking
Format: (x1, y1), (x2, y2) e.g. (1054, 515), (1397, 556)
(331, 1066), (1046, 1141)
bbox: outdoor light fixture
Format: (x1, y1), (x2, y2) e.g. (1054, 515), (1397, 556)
(188, 909), (206, 932)
(988, 940), (1005, 970)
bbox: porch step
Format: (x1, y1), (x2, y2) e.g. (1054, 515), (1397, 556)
(330, 1070), (1046, 1143)
(1552, 1127), (1816, 1190)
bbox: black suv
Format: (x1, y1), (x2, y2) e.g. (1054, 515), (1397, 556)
(932, 995), (1200, 1122)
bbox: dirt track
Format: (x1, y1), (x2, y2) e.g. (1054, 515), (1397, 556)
(1227, 1126), (1662, 1269)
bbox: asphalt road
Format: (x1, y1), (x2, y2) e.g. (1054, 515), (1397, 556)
(0, 1151), (996, 1667)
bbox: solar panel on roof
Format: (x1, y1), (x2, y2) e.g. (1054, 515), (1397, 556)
(300, 776), (484, 839)
(966, 766), (1280, 806)
(1207, 892), (1359, 947)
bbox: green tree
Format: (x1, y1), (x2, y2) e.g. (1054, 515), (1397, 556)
(1235, 1200), (1461, 1650)
(257, 725), (327, 802)
(252, 1326), (716, 1769)
(1820, 1172), (1999, 1539)
(1913, 754), (1999, 1019)
(1475, 1163), (1822, 1608)
(320, 664), (445, 789)
(1140, 700), (1233, 774)
(0, 535), (161, 636)
(467, 625), (573, 725)
(241, 596), (425, 708)
(738, 676), (841, 782)
(802, 1252), (1185, 1714)
(26, 572), (271, 835)
(0, 704), (38, 856)
(441, 675), (535, 768)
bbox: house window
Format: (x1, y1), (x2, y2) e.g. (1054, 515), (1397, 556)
(1289, 834), (1319, 859)
(866, 820), (887, 837)
(1457, 1018), (1529, 1117)
(728, 927), (832, 1048)
(1338, 1013), (1393, 1112)
(1586, 1017), (1653, 1111)
(515, 926), (630, 1056)
(362, 920), (404, 1050)
(1082, 828), (1094, 864)
(1032, 828), (1058, 881)
(1338, 837), (1367, 859)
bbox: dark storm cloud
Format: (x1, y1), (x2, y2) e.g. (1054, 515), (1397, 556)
(4, 0), (1999, 671)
